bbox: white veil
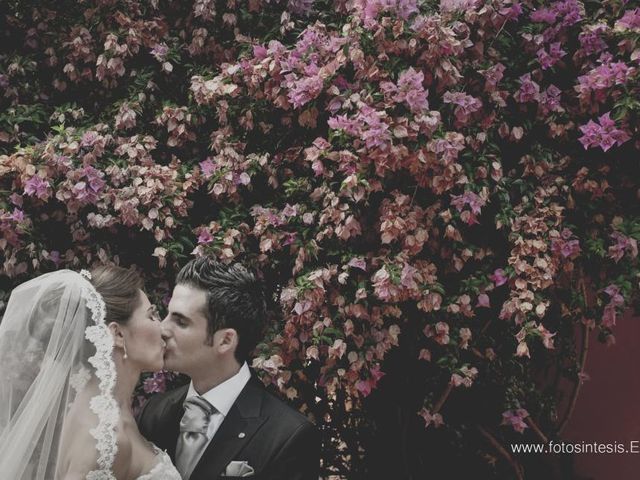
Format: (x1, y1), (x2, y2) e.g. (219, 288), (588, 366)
(0, 270), (118, 480)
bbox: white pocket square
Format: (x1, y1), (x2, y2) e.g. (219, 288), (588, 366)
(224, 460), (255, 477)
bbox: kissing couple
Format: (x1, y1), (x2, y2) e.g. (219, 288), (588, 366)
(0, 256), (319, 479)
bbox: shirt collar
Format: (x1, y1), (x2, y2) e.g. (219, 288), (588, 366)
(186, 362), (251, 417)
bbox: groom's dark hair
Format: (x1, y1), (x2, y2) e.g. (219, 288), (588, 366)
(176, 257), (267, 363)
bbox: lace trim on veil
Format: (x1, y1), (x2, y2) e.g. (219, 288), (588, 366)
(79, 270), (119, 480)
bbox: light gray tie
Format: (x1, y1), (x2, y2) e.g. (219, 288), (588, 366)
(176, 396), (215, 479)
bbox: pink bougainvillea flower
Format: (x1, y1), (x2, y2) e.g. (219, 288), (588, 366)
(418, 348), (431, 361)
(450, 191), (486, 225)
(197, 228), (214, 245)
(459, 327), (472, 349)
(199, 158), (217, 178)
(450, 365), (478, 388)
(601, 284), (625, 328)
(443, 91), (482, 125)
(288, 0), (315, 16)
(476, 293), (490, 308)
(439, 0), (480, 13)
(348, 257), (367, 271)
(150, 42), (169, 62)
(482, 63), (506, 92)
(356, 365), (385, 397)
(608, 231), (638, 263)
(516, 342), (530, 358)
(603, 284), (623, 303)
(578, 112), (631, 152)
(551, 235), (581, 259)
(615, 8), (640, 31)
(536, 324), (556, 349)
(537, 42), (566, 69)
(143, 371), (167, 394)
(361, 0), (419, 27)
(418, 408), (444, 428)
(579, 24), (608, 55)
(48, 250), (62, 267)
(424, 321), (450, 345)
(328, 339), (347, 359)
(514, 73), (541, 103)
(381, 67), (429, 113)
(23, 175), (51, 200)
(451, 191), (485, 214)
(501, 408), (529, 433)
(490, 268), (508, 287)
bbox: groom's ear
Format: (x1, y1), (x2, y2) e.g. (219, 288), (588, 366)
(217, 328), (238, 354)
(107, 322), (125, 349)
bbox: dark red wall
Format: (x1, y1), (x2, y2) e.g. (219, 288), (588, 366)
(562, 312), (640, 479)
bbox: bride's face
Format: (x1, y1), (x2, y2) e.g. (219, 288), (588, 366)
(121, 290), (165, 372)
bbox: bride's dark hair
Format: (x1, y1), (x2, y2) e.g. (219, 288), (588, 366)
(90, 265), (144, 325)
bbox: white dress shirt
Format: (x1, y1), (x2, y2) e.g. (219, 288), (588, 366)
(184, 362), (251, 453)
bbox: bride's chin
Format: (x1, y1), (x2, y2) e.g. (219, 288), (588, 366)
(154, 358), (165, 372)
(143, 357), (165, 373)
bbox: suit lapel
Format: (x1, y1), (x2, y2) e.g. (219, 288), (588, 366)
(157, 384), (188, 460)
(191, 380), (268, 480)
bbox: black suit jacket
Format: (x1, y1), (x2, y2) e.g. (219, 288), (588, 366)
(137, 377), (320, 480)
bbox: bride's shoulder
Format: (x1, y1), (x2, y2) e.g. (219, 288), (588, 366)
(58, 411), (120, 478)
(114, 415), (163, 479)
(118, 415), (163, 476)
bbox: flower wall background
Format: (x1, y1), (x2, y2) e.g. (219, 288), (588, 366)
(1, 0), (639, 478)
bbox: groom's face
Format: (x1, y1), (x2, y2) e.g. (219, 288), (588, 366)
(161, 284), (215, 377)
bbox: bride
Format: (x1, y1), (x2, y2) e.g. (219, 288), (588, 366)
(0, 266), (182, 479)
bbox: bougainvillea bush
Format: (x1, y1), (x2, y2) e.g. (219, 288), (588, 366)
(1, 0), (639, 477)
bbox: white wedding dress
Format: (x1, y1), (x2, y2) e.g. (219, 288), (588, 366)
(0, 270), (181, 480)
(136, 445), (181, 480)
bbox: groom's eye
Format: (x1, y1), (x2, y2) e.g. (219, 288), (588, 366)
(171, 314), (188, 327)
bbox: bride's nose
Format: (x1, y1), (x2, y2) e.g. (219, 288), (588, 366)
(160, 325), (171, 339)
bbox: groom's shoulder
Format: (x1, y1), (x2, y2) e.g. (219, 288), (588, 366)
(248, 378), (313, 429)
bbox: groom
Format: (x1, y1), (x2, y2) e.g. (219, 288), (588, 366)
(138, 257), (320, 479)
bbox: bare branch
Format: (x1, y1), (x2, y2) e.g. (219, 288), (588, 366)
(477, 425), (524, 480)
